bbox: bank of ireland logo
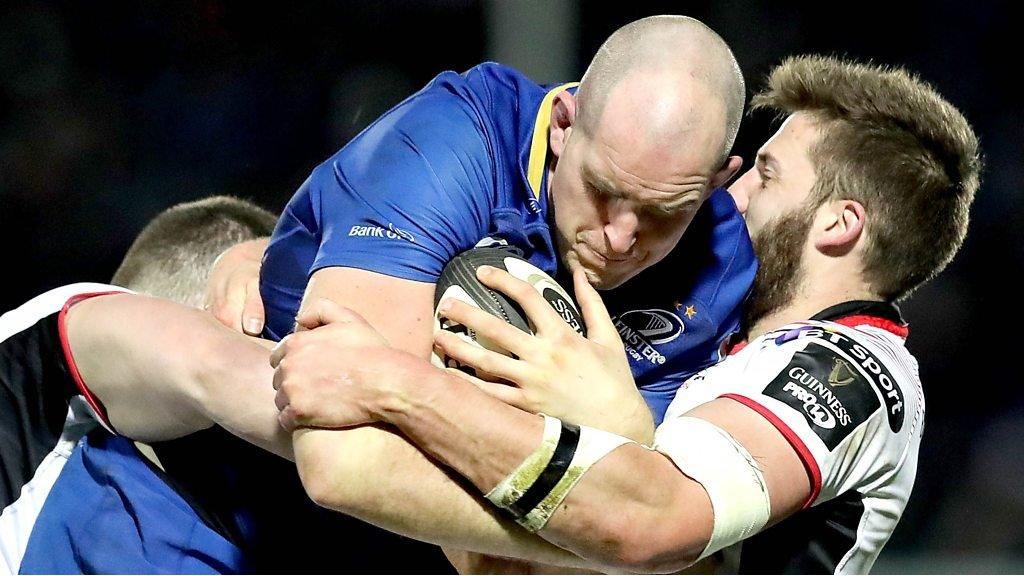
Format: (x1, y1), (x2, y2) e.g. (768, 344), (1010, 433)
(618, 309), (685, 345)
(387, 223), (415, 243)
(347, 223), (415, 243)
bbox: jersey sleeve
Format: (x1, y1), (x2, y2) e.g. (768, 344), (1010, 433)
(656, 324), (921, 509)
(307, 79), (496, 283)
(0, 284), (129, 507)
(56, 287), (136, 435)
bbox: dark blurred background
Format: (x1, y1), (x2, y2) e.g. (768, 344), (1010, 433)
(1, 0), (1020, 572)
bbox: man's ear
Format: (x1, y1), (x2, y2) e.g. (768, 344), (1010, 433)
(814, 200), (866, 256)
(709, 156), (743, 189)
(549, 90), (577, 159)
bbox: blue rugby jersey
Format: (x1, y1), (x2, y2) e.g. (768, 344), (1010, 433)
(20, 434), (245, 574)
(263, 62), (756, 424)
(27, 63), (755, 575)
(261, 63), (570, 338)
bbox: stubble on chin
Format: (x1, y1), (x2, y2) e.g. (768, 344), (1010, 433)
(742, 206), (815, 331)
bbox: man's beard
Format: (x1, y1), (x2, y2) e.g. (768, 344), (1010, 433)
(743, 205), (816, 331)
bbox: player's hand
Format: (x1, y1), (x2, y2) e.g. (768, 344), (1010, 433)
(434, 266), (654, 444)
(204, 238), (268, 336)
(271, 298), (425, 432)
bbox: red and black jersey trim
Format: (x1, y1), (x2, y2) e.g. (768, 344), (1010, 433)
(720, 393), (823, 509)
(0, 311), (73, 508)
(727, 299), (908, 355)
(0, 289), (121, 509)
(57, 291), (124, 435)
(811, 300), (908, 340)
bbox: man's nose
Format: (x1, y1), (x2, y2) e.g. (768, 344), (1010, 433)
(727, 170), (754, 215)
(604, 203), (639, 255)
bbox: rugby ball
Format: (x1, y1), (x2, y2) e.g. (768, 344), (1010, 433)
(431, 247), (586, 373)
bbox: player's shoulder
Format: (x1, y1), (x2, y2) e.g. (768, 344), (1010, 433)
(760, 317), (916, 376)
(322, 62), (547, 181)
(338, 64), (503, 143)
(755, 317), (918, 389)
(416, 62), (541, 116)
(458, 62), (563, 131)
(335, 65), (521, 162)
(747, 317), (923, 439)
(462, 62), (534, 86)
(2, 283), (129, 342)
(694, 188), (757, 318)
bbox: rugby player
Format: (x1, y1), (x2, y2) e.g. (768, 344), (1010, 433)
(18, 15), (757, 573)
(257, 15), (754, 567)
(16, 197), (460, 574)
(272, 56), (981, 574)
(1, 196), (276, 573)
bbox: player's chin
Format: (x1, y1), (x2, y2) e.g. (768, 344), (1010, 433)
(567, 249), (640, 290)
(584, 266), (634, 291)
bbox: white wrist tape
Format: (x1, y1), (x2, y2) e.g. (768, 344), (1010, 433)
(485, 414), (562, 509)
(654, 416), (771, 559)
(484, 415), (633, 533)
(516, 424), (633, 532)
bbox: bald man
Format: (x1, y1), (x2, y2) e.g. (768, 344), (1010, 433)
(254, 14), (754, 571)
(46, 15), (756, 573)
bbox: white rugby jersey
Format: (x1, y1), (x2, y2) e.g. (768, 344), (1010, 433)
(0, 283), (126, 574)
(654, 302), (923, 575)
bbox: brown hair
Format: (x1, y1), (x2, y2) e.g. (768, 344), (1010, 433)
(752, 55), (982, 300)
(112, 196), (276, 307)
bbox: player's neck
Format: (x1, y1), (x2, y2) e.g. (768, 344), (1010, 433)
(746, 282), (879, 341)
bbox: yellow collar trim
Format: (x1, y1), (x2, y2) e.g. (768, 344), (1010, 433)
(527, 82), (579, 200)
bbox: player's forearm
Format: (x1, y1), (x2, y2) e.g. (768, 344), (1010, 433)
(292, 425), (596, 571)
(195, 331), (292, 460)
(375, 369), (706, 572)
(532, 447), (710, 573)
(67, 294), (291, 458)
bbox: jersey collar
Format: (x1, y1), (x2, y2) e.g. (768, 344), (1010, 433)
(811, 300), (909, 339)
(728, 300), (908, 356)
(526, 82), (579, 200)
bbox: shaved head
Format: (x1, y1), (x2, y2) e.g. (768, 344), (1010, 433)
(545, 16), (746, 289)
(575, 15), (745, 165)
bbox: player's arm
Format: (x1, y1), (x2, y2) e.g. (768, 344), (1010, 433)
(274, 269), (810, 572)
(417, 268), (808, 570)
(276, 320), (808, 573)
(286, 269), (603, 570)
(63, 293), (290, 459)
(372, 370), (806, 573)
